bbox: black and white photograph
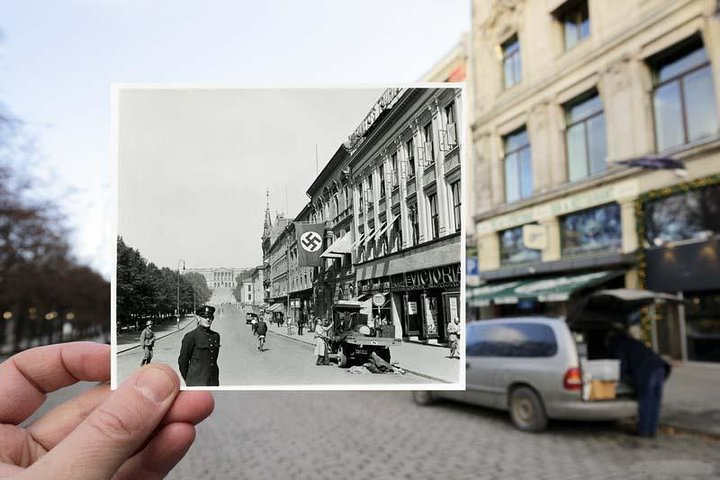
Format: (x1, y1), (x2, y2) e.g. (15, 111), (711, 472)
(113, 86), (465, 389)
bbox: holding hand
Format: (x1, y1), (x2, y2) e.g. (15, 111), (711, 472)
(0, 342), (214, 479)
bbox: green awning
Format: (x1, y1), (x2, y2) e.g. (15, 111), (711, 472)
(468, 270), (624, 306)
(467, 280), (526, 307)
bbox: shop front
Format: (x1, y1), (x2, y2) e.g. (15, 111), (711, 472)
(358, 263), (461, 342)
(640, 177), (720, 362)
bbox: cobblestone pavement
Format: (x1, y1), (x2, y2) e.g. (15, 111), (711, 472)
(116, 306), (432, 387)
(169, 391), (720, 480)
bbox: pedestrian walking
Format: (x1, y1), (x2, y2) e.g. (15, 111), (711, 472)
(314, 317), (332, 366)
(298, 317), (304, 336)
(447, 317), (460, 359)
(178, 305), (221, 387)
(607, 330), (672, 437)
(139, 320), (155, 366)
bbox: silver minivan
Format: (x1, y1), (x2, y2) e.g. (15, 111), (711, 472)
(413, 316), (637, 432)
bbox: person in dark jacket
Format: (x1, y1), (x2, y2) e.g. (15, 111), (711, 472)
(139, 320), (155, 366)
(607, 330), (671, 437)
(178, 305), (221, 387)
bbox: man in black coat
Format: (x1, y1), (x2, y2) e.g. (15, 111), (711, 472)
(178, 305), (221, 387)
(607, 330), (671, 437)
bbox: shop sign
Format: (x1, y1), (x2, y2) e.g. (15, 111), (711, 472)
(372, 293), (385, 307)
(345, 88), (403, 150)
(522, 224), (547, 250)
(405, 264), (461, 290)
(408, 302), (418, 315)
(476, 180), (639, 235)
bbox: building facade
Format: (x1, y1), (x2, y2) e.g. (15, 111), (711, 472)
(469, 0), (720, 362)
(184, 267), (247, 289)
(307, 145), (356, 320)
(349, 87), (464, 343)
(287, 205), (316, 328)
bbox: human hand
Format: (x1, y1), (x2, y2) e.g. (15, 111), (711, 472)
(0, 342), (214, 479)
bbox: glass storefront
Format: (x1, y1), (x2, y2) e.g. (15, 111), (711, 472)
(561, 203), (622, 256)
(644, 183), (720, 245)
(499, 225), (542, 265)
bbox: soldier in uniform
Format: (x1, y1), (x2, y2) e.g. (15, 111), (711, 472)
(178, 305), (221, 386)
(139, 320), (155, 366)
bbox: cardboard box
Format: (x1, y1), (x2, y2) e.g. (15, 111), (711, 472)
(589, 380), (617, 400)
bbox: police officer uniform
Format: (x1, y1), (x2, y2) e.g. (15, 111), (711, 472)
(178, 305), (221, 386)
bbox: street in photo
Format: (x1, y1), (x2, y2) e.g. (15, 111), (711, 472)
(114, 86), (465, 389)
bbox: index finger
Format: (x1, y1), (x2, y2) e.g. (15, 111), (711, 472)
(0, 342), (109, 424)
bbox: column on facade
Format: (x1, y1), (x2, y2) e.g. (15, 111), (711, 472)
(412, 120), (427, 243)
(394, 137), (408, 253)
(702, 11), (720, 125)
(429, 97), (450, 237)
(600, 56), (655, 163)
(477, 231), (501, 272)
(538, 216), (561, 263)
(528, 100), (554, 193)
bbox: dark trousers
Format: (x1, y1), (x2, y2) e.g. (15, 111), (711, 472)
(637, 367), (665, 436)
(298, 324), (304, 335)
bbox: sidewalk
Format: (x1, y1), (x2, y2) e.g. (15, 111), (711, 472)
(265, 321), (459, 383)
(117, 315), (196, 353)
(660, 361), (720, 438)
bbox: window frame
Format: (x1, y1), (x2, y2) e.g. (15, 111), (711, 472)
(564, 91), (607, 182)
(451, 181), (461, 233)
(428, 193), (439, 240)
(502, 35), (522, 89)
(405, 138), (416, 179)
(503, 128), (533, 202)
(650, 40), (719, 151)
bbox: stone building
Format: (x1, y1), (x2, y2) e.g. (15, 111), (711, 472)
(349, 87), (464, 343)
(469, 0), (720, 362)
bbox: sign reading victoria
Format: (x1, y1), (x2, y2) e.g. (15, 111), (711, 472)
(359, 264), (461, 293)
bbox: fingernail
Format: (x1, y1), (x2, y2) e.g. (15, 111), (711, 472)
(135, 367), (176, 403)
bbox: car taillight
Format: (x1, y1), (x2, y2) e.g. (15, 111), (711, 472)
(563, 367), (583, 391)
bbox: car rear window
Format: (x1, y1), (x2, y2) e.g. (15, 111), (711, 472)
(467, 322), (558, 357)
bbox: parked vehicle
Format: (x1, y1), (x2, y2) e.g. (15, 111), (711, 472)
(413, 289), (681, 432)
(245, 312), (258, 324)
(328, 301), (400, 367)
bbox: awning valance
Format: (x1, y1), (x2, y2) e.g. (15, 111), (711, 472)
(468, 270), (623, 306)
(321, 232), (353, 258)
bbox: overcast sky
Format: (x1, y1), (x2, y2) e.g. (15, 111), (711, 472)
(118, 87), (383, 270)
(1, 0), (470, 278)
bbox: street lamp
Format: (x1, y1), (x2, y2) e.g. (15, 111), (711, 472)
(177, 259), (186, 329)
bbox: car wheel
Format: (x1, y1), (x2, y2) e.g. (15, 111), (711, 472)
(337, 345), (349, 368)
(509, 386), (548, 432)
(412, 391), (435, 405)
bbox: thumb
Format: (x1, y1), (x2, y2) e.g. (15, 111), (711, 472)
(20, 365), (180, 480)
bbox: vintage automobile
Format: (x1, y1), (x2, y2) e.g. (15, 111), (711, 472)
(328, 300), (401, 367)
(245, 312), (259, 325)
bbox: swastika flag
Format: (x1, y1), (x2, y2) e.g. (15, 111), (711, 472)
(295, 223), (325, 267)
